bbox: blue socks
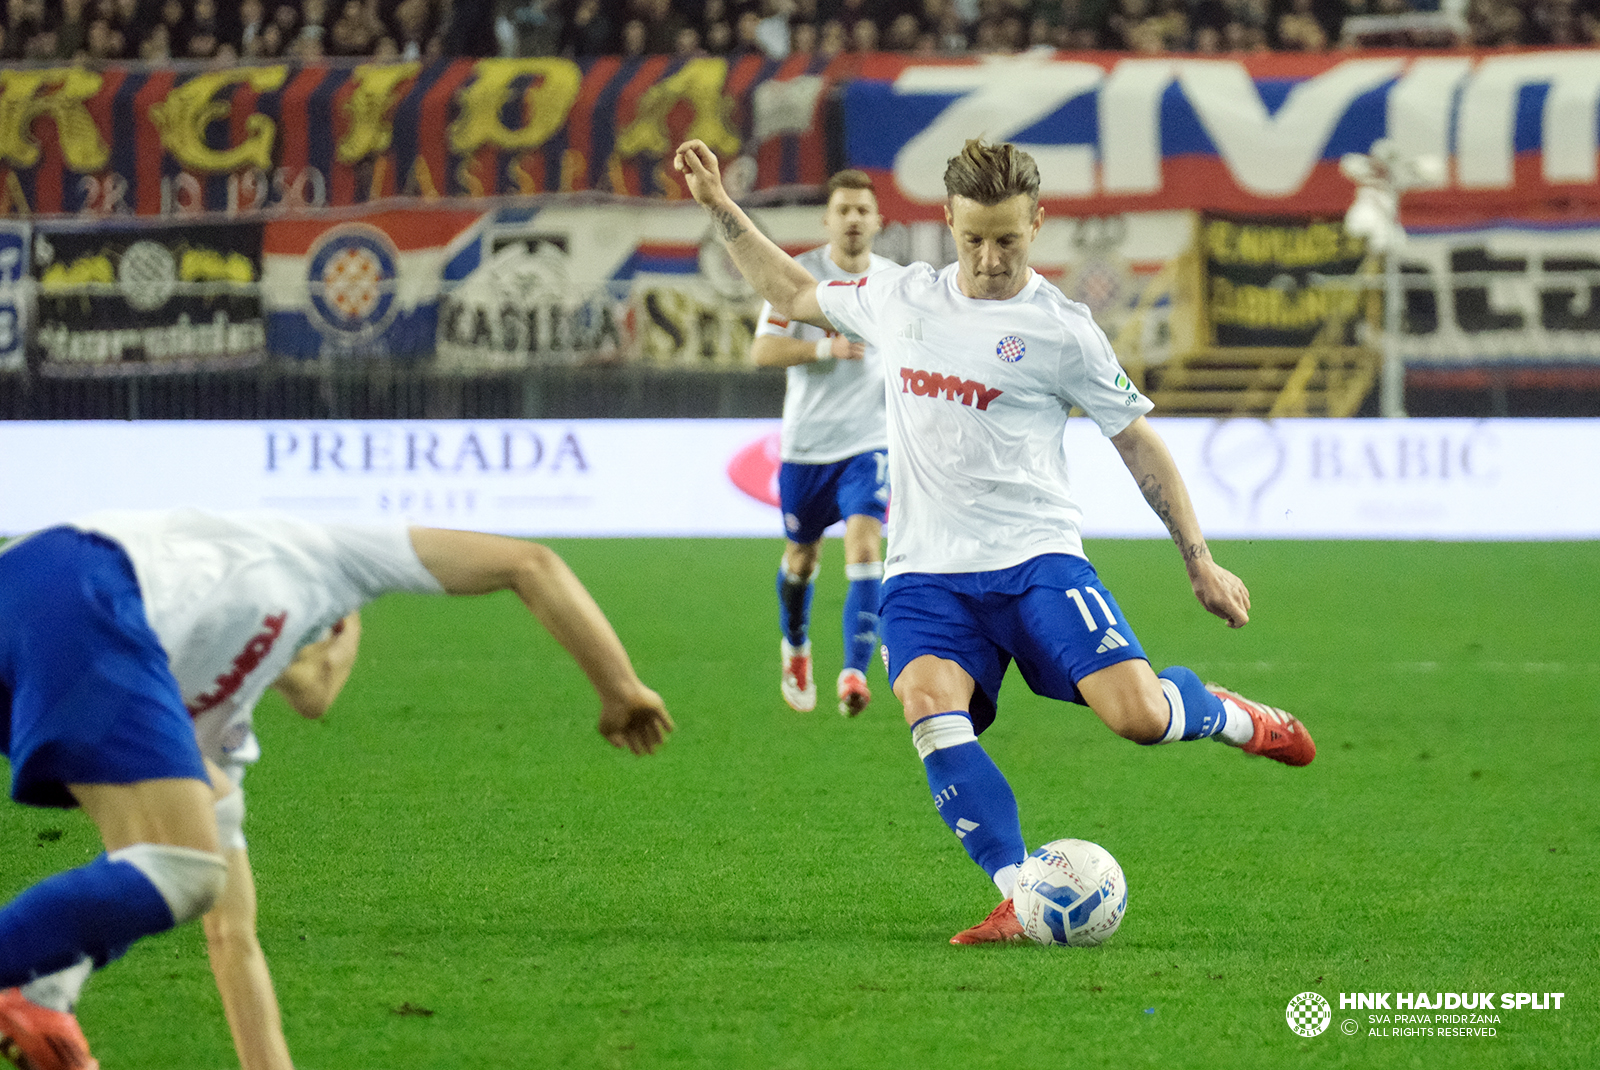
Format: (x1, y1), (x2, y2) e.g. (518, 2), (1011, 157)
(0, 854), (176, 988)
(841, 562), (883, 675)
(776, 561), (814, 648)
(912, 713), (1026, 889)
(1151, 666), (1231, 743)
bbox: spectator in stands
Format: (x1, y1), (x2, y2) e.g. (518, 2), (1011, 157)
(237, 0), (265, 53)
(619, 14), (647, 53)
(818, 15), (846, 50)
(560, 0), (614, 55)
(1273, 0), (1327, 46)
(790, 18), (818, 49)
(638, 0), (689, 52)
(757, 0), (794, 57)
(390, 0), (440, 58)
(140, 19), (172, 56)
(885, 8), (921, 44)
(330, 0), (382, 54)
(850, 12), (880, 45)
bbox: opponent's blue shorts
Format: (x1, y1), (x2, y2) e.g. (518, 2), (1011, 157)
(779, 450), (889, 544)
(0, 527), (207, 808)
(880, 553), (1148, 735)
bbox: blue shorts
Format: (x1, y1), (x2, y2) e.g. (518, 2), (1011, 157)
(779, 450), (889, 544)
(0, 527), (207, 808)
(880, 554), (1148, 735)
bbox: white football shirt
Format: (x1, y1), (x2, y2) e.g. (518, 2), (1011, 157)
(754, 244), (897, 464)
(70, 508), (443, 769)
(815, 262), (1153, 577)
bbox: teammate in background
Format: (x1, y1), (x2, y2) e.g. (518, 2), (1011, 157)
(751, 169), (898, 717)
(675, 136), (1313, 945)
(0, 510), (673, 1069)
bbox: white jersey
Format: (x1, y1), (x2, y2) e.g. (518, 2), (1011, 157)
(69, 508), (443, 770)
(816, 262), (1153, 578)
(755, 244), (897, 464)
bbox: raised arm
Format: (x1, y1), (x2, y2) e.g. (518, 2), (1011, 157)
(1109, 416), (1251, 628)
(675, 139), (834, 330)
(407, 528), (673, 755)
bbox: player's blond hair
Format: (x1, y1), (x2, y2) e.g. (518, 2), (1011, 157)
(943, 139), (1040, 208)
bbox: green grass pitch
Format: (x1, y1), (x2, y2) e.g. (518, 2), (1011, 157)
(4, 538), (1596, 1069)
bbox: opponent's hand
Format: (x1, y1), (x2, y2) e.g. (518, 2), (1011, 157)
(674, 139), (726, 208)
(827, 336), (866, 361)
(1189, 558), (1251, 628)
(599, 685), (675, 756)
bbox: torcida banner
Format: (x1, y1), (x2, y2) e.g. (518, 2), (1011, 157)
(0, 51), (1595, 223)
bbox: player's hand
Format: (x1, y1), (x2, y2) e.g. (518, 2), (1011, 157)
(1189, 558), (1250, 628)
(598, 685), (675, 756)
(827, 336), (866, 361)
(674, 139), (726, 208)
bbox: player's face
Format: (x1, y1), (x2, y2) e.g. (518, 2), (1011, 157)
(823, 188), (882, 258)
(946, 193), (1043, 301)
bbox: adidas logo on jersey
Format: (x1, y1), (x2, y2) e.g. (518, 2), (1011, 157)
(1095, 628), (1129, 654)
(898, 367), (1004, 411)
(955, 818), (980, 840)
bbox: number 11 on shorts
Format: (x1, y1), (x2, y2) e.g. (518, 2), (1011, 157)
(1064, 587), (1116, 632)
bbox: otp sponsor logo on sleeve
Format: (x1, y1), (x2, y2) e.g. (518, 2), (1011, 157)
(1286, 992), (1333, 1037)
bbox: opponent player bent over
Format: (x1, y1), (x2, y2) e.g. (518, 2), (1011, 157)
(675, 136), (1313, 945)
(0, 511), (672, 1069)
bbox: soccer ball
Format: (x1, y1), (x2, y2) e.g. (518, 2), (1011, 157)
(1013, 838), (1127, 947)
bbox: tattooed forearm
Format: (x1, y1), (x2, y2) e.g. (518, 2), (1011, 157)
(710, 205), (748, 244)
(1137, 474), (1208, 562)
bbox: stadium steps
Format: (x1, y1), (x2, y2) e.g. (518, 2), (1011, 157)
(1143, 345), (1381, 417)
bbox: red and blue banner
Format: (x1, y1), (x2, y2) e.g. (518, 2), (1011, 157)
(841, 51), (1600, 225)
(0, 55), (832, 218)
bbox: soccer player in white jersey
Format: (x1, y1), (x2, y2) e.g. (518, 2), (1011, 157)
(675, 136), (1314, 945)
(751, 169), (898, 716)
(0, 510), (673, 1069)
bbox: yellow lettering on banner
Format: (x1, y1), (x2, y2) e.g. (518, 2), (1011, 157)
(1205, 218), (1364, 267)
(1210, 277), (1361, 329)
(456, 157), (485, 198)
(338, 62), (420, 164)
(606, 153), (628, 194)
(368, 156), (389, 199)
(180, 249), (253, 283)
(614, 58), (740, 159)
(148, 67), (289, 174)
(0, 69), (109, 173)
(449, 59), (581, 155)
(406, 156), (440, 197)
(0, 170), (30, 215)
(41, 254), (114, 290)
(510, 153), (540, 194)
(559, 148), (585, 192)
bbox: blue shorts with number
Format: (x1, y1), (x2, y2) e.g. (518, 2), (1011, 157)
(880, 553), (1147, 735)
(778, 450), (889, 545)
(0, 527), (207, 808)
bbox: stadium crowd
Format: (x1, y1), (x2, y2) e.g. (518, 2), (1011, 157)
(0, 0), (1593, 63)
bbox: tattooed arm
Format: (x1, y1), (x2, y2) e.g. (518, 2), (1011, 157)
(674, 139), (832, 329)
(1110, 416), (1252, 628)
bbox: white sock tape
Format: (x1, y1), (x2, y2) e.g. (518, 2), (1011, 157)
(844, 561), (884, 582)
(911, 713), (977, 760)
(109, 844), (228, 924)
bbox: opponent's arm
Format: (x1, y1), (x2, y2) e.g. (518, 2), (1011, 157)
(406, 528), (673, 755)
(1110, 416), (1251, 628)
(202, 764), (295, 1070)
(750, 334), (864, 368)
(270, 613), (361, 719)
(675, 139), (833, 330)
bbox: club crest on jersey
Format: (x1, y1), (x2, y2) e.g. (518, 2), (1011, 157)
(996, 335), (1026, 363)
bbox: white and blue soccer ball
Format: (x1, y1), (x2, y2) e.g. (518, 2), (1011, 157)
(1014, 838), (1127, 947)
